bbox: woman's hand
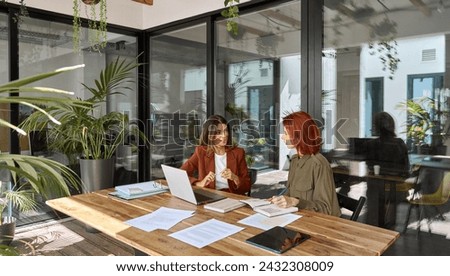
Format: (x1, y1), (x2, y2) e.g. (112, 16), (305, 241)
(196, 171), (215, 187)
(221, 168), (240, 186)
(270, 195), (299, 208)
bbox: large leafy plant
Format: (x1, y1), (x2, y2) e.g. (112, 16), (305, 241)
(0, 65), (85, 228)
(397, 97), (435, 146)
(20, 56), (147, 162)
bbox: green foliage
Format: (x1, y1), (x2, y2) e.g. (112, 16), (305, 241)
(0, 65), (84, 225)
(20, 56), (148, 161)
(397, 97), (435, 145)
(73, 0), (108, 52)
(0, 244), (20, 256)
(221, 0), (240, 35)
(0, 184), (37, 224)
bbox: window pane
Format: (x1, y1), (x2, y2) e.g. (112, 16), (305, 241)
(18, 17), (138, 192)
(149, 24), (207, 178)
(0, 13), (9, 154)
(323, 0), (450, 156)
(216, 0), (301, 172)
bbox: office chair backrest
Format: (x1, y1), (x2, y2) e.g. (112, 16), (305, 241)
(418, 169), (450, 202)
(336, 192), (366, 221)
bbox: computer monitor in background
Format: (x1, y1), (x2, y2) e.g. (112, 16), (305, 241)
(347, 137), (372, 157)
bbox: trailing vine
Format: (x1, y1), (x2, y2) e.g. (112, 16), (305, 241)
(73, 0), (108, 53)
(1, 0), (29, 25)
(221, 0), (240, 35)
(73, 0), (81, 52)
(368, 17), (400, 80)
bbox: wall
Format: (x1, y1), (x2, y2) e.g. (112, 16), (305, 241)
(360, 35), (445, 140)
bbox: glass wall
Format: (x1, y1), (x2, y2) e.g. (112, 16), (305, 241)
(18, 16), (138, 181)
(323, 0), (450, 157)
(215, 0), (301, 172)
(323, 0), (450, 227)
(149, 24), (207, 179)
(0, 13), (9, 154)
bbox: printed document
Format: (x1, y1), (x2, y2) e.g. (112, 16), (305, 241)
(169, 219), (244, 248)
(238, 213), (302, 230)
(125, 207), (194, 232)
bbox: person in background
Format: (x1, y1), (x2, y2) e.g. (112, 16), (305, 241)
(366, 111), (410, 176)
(364, 111), (410, 227)
(180, 114), (251, 195)
(271, 111), (341, 216)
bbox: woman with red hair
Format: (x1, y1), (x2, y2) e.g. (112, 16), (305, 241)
(271, 111), (341, 216)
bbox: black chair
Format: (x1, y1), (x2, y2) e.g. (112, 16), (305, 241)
(337, 192), (366, 221)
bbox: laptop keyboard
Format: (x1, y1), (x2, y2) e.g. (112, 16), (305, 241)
(194, 189), (224, 203)
(194, 192), (212, 202)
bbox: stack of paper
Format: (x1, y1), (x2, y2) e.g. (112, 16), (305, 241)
(125, 207), (195, 232)
(111, 181), (168, 200)
(204, 198), (245, 213)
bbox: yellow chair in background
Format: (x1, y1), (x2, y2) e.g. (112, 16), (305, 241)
(402, 166), (450, 235)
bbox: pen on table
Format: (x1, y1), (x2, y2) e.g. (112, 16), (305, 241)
(269, 187), (288, 203)
(277, 187), (288, 196)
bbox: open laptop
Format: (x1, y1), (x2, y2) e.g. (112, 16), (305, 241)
(161, 164), (225, 205)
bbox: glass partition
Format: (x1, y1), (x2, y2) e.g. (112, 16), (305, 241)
(149, 23), (207, 179)
(216, 0), (301, 172)
(0, 13), (9, 154)
(323, 0), (450, 157)
(18, 17), (138, 168)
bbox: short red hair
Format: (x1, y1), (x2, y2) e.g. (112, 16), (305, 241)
(282, 111), (322, 155)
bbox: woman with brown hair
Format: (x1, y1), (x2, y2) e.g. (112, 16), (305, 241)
(271, 111), (341, 216)
(180, 114), (251, 195)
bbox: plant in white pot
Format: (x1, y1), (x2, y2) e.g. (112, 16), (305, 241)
(0, 65), (84, 254)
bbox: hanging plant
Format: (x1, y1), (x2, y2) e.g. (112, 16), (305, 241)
(221, 0), (240, 35)
(73, 0), (107, 52)
(1, 0), (29, 25)
(368, 17), (400, 80)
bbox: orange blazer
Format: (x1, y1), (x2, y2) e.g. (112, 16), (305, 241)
(180, 145), (251, 195)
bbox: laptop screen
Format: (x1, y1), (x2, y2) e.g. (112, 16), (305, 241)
(161, 165), (225, 205)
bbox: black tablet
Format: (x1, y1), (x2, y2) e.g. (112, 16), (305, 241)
(246, 226), (310, 254)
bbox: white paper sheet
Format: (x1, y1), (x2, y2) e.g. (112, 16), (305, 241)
(169, 219), (244, 248)
(125, 207), (195, 232)
(238, 213), (302, 230)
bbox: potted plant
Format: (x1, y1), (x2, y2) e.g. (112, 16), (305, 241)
(397, 96), (440, 154)
(245, 154), (257, 185)
(72, 0), (108, 52)
(20, 56), (147, 194)
(0, 65), (84, 254)
(0, 180), (37, 246)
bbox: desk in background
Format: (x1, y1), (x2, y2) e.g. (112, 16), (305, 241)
(46, 189), (399, 256)
(332, 166), (412, 229)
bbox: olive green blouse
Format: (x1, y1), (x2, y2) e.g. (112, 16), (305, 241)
(286, 153), (341, 216)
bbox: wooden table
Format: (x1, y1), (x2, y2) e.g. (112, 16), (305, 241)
(46, 189), (399, 256)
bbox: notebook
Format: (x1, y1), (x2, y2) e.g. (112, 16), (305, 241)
(246, 226), (310, 254)
(110, 181), (169, 200)
(240, 198), (298, 217)
(204, 198), (245, 213)
(161, 164), (225, 205)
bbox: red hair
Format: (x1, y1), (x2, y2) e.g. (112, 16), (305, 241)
(282, 111), (322, 155)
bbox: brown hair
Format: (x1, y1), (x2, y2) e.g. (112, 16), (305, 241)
(199, 115), (233, 152)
